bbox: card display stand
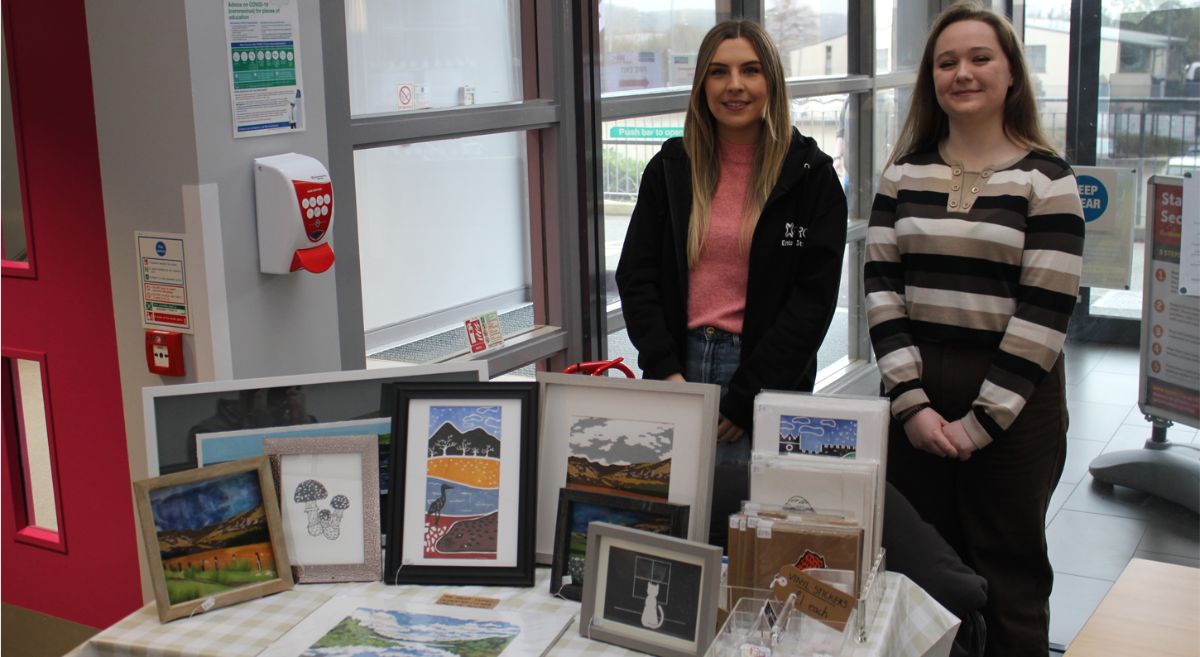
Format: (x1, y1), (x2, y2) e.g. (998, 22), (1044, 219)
(708, 549), (887, 657)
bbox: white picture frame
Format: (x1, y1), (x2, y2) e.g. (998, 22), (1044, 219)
(257, 595), (575, 657)
(535, 372), (719, 563)
(752, 390), (889, 463)
(197, 417), (389, 466)
(142, 361), (486, 476)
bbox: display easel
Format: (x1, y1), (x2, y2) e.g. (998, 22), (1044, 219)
(1089, 174), (1200, 513)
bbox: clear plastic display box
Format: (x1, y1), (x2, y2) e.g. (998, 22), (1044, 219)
(707, 550), (886, 657)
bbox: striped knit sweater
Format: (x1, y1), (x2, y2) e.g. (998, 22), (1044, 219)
(865, 148), (1085, 448)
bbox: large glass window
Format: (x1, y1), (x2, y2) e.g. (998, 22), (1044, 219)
(875, 0), (931, 75)
(872, 87), (910, 184)
(344, 0), (523, 116)
(597, 0), (718, 95)
(1024, 0), (1072, 154)
(600, 112), (686, 308)
(764, 0), (849, 79)
(1088, 0), (1199, 319)
(356, 132), (534, 361)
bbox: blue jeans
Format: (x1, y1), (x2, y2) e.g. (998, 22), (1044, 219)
(684, 326), (750, 546)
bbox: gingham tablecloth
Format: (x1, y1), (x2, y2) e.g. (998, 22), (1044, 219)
(67, 568), (957, 657)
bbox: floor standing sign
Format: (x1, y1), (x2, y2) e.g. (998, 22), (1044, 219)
(1138, 176), (1199, 427)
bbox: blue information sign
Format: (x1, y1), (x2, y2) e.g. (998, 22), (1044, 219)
(1078, 174), (1108, 223)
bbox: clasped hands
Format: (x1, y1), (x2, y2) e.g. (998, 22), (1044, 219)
(904, 408), (976, 461)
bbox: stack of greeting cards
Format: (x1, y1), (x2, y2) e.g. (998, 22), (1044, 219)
(732, 390), (890, 598)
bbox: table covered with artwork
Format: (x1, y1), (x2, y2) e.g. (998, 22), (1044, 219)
(67, 567), (959, 657)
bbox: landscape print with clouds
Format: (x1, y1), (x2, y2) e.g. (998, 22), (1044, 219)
(566, 416), (673, 500)
(301, 607), (520, 657)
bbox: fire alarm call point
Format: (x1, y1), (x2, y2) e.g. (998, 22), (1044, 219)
(254, 152), (335, 274)
(145, 330), (185, 377)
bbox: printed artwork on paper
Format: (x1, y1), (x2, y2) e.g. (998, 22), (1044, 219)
(602, 547), (702, 642)
(300, 606), (520, 657)
(424, 405), (502, 560)
(149, 470), (278, 604)
(565, 503), (674, 588)
(777, 415), (858, 457)
(567, 416), (673, 500)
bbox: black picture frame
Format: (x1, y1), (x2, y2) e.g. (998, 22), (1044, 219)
(551, 488), (689, 601)
(384, 381), (537, 586)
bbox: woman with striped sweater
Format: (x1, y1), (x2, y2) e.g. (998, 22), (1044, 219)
(865, 3), (1084, 655)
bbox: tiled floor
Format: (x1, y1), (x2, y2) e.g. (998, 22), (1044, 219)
(1047, 340), (1200, 651)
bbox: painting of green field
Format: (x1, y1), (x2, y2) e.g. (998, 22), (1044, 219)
(150, 470), (279, 604)
(161, 543), (278, 604)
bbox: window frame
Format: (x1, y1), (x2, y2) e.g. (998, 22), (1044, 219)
(321, 0), (597, 375)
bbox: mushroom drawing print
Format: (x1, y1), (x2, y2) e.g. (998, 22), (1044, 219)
(275, 451), (367, 568)
(567, 417), (673, 500)
(291, 480), (353, 541)
(423, 405), (502, 560)
(148, 470), (279, 604)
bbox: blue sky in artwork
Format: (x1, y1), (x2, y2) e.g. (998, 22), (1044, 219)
(427, 405), (501, 438)
(778, 415), (858, 453)
(149, 470), (263, 532)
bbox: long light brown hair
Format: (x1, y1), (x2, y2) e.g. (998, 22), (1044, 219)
(683, 20), (792, 268)
(888, 1), (1055, 166)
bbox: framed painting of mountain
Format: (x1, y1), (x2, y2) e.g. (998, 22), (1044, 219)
(384, 382), (537, 586)
(534, 373), (719, 563)
(132, 456), (293, 622)
(257, 596), (575, 657)
(551, 487), (689, 601)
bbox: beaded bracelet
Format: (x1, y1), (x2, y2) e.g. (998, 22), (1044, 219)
(896, 402), (932, 425)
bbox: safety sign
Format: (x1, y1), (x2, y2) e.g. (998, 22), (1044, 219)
(137, 232), (192, 332)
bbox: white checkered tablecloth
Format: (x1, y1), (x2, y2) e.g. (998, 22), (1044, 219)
(67, 569), (957, 657)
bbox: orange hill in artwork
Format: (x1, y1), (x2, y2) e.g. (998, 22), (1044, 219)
(427, 456), (500, 488)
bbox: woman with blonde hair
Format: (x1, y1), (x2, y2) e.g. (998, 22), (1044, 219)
(617, 19), (847, 544)
(865, 2), (1084, 654)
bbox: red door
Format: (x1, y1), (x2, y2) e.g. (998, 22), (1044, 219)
(1, 0), (142, 627)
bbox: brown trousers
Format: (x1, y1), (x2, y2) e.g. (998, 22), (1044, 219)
(886, 340), (1067, 657)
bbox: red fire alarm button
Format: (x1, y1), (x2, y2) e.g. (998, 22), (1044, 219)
(145, 330), (185, 377)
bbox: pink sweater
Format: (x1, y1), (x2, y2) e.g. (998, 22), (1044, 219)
(688, 140), (754, 334)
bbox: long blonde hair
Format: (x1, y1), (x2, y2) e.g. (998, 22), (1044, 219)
(683, 20), (792, 268)
(888, 1), (1055, 166)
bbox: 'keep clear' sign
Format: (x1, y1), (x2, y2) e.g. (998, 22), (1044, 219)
(1076, 167), (1136, 290)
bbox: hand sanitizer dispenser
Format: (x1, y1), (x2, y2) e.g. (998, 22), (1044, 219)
(254, 153), (335, 274)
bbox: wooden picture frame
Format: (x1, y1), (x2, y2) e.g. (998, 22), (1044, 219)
(535, 372), (719, 563)
(132, 456), (293, 622)
(384, 381), (537, 586)
(263, 434), (382, 583)
(551, 488), (689, 601)
(581, 523), (722, 657)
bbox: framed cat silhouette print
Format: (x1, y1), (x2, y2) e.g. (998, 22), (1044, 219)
(384, 382), (537, 586)
(580, 523), (722, 657)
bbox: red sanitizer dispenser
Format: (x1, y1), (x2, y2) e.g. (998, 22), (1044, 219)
(253, 153), (335, 274)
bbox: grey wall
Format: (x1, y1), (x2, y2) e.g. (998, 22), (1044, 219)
(88, 0), (341, 602)
(185, 0), (341, 379)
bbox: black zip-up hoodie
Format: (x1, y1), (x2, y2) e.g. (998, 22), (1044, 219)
(615, 129), (848, 430)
